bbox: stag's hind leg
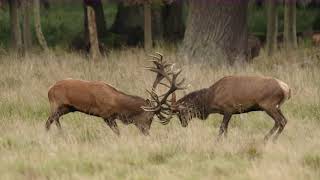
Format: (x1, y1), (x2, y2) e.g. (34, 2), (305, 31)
(263, 107), (283, 141)
(272, 109), (287, 141)
(45, 105), (72, 131)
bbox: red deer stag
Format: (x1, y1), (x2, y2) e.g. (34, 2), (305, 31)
(146, 76), (291, 141)
(45, 53), (184, 135)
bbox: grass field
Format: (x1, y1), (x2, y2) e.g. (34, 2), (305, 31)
(0, 48), (320, 179)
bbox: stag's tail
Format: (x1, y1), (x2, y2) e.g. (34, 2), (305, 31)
(275, 79), (291, 107)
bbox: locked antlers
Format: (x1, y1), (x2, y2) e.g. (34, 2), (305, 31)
(142, 52), (186, 124)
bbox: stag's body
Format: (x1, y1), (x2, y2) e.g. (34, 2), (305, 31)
(176, 76), (291, 141)
(46, 79), (153, 135)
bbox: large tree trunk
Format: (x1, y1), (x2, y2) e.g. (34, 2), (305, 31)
(8, 0), (22, 53)
(144, 2), (152, 51)
(162, 1), (185, 42)
(34, 0), (49, 51)
(284, 0), (297, 50)
(266, 0), (278, 56)
(87, 5), (101, 62)
(181, 1), (249, 64)
(21, 0), (33, 54)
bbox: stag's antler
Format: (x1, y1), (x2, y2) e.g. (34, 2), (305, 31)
(145, 52), (174, 90)
(142, 52), (186, 124)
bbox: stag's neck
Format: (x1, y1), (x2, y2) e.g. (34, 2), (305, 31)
(114, 93), (147, 123)
(179, 88), (210, 120)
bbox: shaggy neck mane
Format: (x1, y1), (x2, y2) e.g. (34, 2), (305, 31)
(178, 88), (209, 118)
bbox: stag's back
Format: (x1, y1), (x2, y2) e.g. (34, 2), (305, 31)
(48, 79), (146, 117)
(208, 76), (290, 113)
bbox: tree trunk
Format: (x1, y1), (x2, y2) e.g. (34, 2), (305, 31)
(87, 5), (101, 62)
(162, 1), (185, 42)
(110, 3), (144, 46)
(284, 0), (297, 50)
(144, 2), (152, 51)
(8, 0), (22, 53)
(152, 7), (163, 41)
(84, 0), (107, 40)
(21, 0), (33, 54)
(181, 1), (249, 64)
(266, 0), (278, 56)
(34, 0), (49, 51)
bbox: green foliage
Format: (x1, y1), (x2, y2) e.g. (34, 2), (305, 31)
(0, 3), (117, 49)
(1, 4), (320, 49)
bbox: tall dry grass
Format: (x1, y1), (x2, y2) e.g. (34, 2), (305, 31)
(0, 48), (319, 180)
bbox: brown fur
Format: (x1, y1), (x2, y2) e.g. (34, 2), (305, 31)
(312, 33), (320, 46)
(46, 79), (154, 135)
(176, 76), (291, 141)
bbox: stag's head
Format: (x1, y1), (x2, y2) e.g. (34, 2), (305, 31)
(173, 89), (210, 127)
(175, 105), (194, 127)
(142, 52), (186, 125)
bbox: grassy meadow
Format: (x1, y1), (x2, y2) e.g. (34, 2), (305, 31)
(0, 48), (320, 179)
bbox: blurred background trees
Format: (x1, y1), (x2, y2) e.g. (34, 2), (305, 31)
(0, 0), (319, 63)
(181, 0), (249, 64)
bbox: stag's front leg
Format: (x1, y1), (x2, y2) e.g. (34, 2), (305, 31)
(104, 118), (120, 136)
(135, 124), (150, 136)
(217, 113), (232, 141)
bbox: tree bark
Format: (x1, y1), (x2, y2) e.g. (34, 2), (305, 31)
(162, 1), (185, 42)
(152, 7), (163, 41)
(266, 0), (278, 56)
(8, 0), (22, 53)
(34, 0), (49, 51)
(87, 5), (101, 62)
(144, 2), (152, 51)
(181, 0), (249, 64)
(21, 0), (32, 54)
(21, 0), (33, 54)
(110, 2), (144, 46)
(284, 0), (297, 50)
(84, 0), (107, 40)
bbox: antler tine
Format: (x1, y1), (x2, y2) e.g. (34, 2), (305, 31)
(148, 54), (161, 60)
(163, 63), (173, 68)
(148, 60), (163, 67)
(176, 78), (187, 90)
(146, 89), (159, 101)
(156, 114), (170, 125)
(172, 69), (182, 79)
(159, 82), (171, 88)
(141, 106), (158, 112)
(160, 112), (172, 124)
(143, 52), (186, 125)
(155, 52), (163, 61)
(156, 111), (172, 125)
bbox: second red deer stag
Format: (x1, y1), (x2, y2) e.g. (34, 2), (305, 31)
(146, 76), (291, 141)
(45, 53), (184, 135)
